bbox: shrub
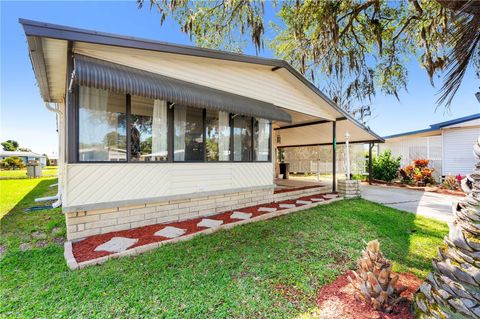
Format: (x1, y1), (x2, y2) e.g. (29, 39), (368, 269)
(1, 156), (26, 170)
(399, 159), (436, 185)
(372, 150), (401, 182)
(442, 174), (463, 190)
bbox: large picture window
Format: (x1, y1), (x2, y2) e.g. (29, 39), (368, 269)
(78, 86), (126, 161)
(174, 105), (204, 161)
(206, 110), (230, 161)
(254, 118), (271, 161)
(130, 96), (168, 161)
(233, 115), (252, 161)
(75, 87), (271, 163)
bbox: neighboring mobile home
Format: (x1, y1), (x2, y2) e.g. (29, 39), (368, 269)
(0, 151), (47, 167)
(379, 113), (480, 180)
(21, 19), (383, 241)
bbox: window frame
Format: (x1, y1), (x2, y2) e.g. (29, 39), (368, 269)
(71, 85), (272, 164)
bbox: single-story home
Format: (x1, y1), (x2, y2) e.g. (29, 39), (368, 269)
(379, 113), (480, 179)
(20, 19), (383, 242)
(48, 153), (59, 166)
(0, 151), (47, 167)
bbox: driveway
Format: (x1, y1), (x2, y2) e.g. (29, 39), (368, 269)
(361, 184), (460, 223)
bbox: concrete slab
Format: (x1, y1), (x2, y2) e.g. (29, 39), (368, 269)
(279, 203), (296, 209)
(258, 207), (277, 212)
(94, 237), (138, 253)
(230, 212), (252, 220)
(361, 184), (456, 223)
(197, 218), (223, 228)
(310, 198), (325, 202)
(154, 226), (186, 239)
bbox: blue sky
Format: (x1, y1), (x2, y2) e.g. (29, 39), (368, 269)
(1, 1), (479, 155)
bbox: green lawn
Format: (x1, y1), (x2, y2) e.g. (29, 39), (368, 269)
(0, 166), (58, 180)
(0, 177), (448, 318)
(0, 177), (64, 249)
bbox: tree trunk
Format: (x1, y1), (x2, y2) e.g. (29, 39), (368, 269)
(414, 136), (480, 318)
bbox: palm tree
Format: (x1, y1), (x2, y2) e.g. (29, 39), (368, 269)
(436, 1), (480, 105)
(415, 136), (480, 318)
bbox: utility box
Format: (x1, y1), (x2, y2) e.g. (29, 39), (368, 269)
(26, 160), (42, 178)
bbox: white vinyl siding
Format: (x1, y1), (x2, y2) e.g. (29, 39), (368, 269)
(442, 127), (479, 176)
(64, 162), (273, 207)
(380, 135), (443, 180)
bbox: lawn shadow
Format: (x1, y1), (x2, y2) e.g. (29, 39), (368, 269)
(351, 199), (447, 278)
(0, 178), (63, 251)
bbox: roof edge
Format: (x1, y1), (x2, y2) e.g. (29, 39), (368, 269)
(429, 113), (480, 128)
(19, 18), (383, 142)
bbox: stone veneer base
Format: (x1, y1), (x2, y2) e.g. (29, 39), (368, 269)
(66, 196), (343, 270)
(337, 180), (361, 198)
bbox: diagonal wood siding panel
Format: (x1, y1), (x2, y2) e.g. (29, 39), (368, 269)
(65, 163), (273, 207)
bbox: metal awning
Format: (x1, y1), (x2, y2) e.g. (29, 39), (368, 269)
(73, 54), (292, 123)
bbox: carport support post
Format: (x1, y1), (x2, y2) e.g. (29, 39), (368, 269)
(368, 142), (373, 185)
(332, 121), (336, 192)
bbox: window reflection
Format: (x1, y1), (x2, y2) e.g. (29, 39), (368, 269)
(206, 110), (230, 161)
(174, 105), (204, 161)
(233, 115), (252, 161)
(254, 118), (271, 161)
(78, 86), (126, 161)
(130, 96), (168, 161)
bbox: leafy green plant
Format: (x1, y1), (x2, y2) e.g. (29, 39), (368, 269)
(1, 156), (26, 170)
(372, 150), (401, 182)
(399, 159), (436, 186)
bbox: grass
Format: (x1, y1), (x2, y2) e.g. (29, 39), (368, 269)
(0, 166), (58, 180)
(0, 177), (448, 319)
(0, 177), (64, 249)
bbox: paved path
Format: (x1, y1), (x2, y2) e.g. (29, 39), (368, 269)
(361, 184), (461, 223)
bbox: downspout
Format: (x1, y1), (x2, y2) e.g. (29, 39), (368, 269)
(44, 102), (63, 208)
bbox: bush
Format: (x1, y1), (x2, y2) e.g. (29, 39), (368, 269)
(442, 174), (463, 190)
(1, 156), (26, 170)
(399, 159), (436, 185)
(372, 150), (401, 182)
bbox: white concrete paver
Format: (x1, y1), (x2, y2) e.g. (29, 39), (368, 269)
(361, 184), (457, 223)
(279, 204), (296, 209)
(310, 198), (325, 202)
(197, 218), (223, 228)
(94, 237), (138, 253)
(296, 200), (312, 205)
(154, 226), (186, 238)
(230, 212), (252, 220)
(258, 207), (277, 212)
(323, 194), (338, 199)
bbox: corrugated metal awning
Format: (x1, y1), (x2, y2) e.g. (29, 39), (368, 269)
(73, 54), (292, 123)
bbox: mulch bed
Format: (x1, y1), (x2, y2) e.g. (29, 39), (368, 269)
(315, 271), (422, 319)
(72, 193), (334, 263)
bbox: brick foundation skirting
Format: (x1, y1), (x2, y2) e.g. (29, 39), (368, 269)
(66, 188), (274, 241)
(65, 196), (343, 270)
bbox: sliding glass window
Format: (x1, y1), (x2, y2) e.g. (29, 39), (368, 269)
(130, 96), (168, 161)
(233, 115), (252, 161)
(78, 86), (126, 161)
(76, 86), (271, 163)
(206, 110), (230, 161)
(174, 105), (204, 161)
(254, 118), (271, 161)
